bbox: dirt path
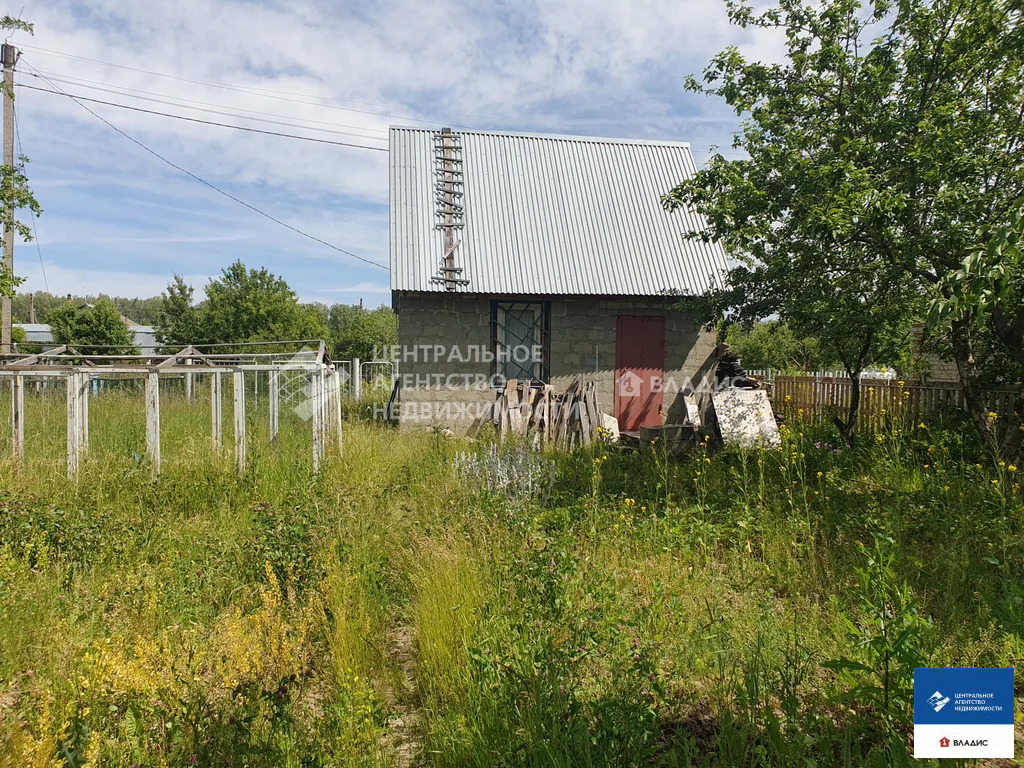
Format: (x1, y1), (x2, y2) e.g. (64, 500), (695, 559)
(382, 624), (423, 768)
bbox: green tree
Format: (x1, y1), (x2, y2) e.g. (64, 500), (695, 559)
(0, 17), (41, 298)
(928, 210), (1024, 457)
(154, 276), (201, 350)
(13, 292), (164, 325)
(723, 322), (836, 372)
(10, 325), (41, 354)
(48, 299), (136, 353)
(328, 304), (397, 360)
(155, 262), (328, 348)
(666, 0), (1022, 453)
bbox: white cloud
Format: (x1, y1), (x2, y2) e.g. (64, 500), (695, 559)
(16, 262), (211, 299)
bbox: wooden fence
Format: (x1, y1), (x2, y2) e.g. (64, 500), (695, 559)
(768, 374), (1020, 429)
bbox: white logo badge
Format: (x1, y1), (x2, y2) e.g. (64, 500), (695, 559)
(928, 691), (951, 713)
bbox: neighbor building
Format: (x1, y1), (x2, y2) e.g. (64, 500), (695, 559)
(389, 126), (730, 433)
(14, 322), (158, 354)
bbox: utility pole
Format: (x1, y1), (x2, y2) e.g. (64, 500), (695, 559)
(1, 43), (16, 355)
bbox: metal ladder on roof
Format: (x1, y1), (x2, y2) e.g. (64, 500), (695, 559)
(431, 128), (469, 290)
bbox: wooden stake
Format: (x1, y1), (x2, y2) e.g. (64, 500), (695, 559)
(11, 373), (23, 460)
(79, 372), (89, 453)
(269, 369), (279, 444)
(67, 371), (80, 478)
(146, 371), (160, 474)
(233, 371), (246, 474)
(332, 369), (343, 456)
(185, 357), (194, 401)
(312, 368), (324, 473)
(211, 372), (222, 451)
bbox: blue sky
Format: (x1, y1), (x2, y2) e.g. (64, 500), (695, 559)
(9, 0), (780, 307)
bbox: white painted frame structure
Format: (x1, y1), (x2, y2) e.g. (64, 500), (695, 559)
(1, 340), (343, 478)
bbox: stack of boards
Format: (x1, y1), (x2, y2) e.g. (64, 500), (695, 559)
(490, 376), (601, 449)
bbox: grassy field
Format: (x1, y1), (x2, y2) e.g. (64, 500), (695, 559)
(0, 387), (1021, 767)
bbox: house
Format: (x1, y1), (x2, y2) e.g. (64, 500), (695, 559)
(389, 126), (730, 433)
(14, 322), (159, 354)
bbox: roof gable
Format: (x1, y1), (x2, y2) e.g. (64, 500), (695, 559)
(389, 127), (728, 296)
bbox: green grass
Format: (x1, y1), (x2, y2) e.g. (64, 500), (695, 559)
(0, 388), (1021, 767)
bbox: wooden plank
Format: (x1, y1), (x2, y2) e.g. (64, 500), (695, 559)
(146, 371), (160, 474)
(504, 379), (519, 434)
(233, 371), (246, 475)
(579, 383), (592, 447)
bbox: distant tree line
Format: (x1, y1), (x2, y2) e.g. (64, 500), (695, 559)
(13, 261), (396, 361)
(12, 292), (164, 326)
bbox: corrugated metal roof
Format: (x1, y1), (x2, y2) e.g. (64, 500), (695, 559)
(390, 126), (728, 296)
(14, 324), (158, 351)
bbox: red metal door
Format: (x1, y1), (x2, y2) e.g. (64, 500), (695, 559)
(615, 315), (665, 431)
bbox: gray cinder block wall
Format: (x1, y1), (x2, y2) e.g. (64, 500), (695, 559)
(393, 292), (715, 432)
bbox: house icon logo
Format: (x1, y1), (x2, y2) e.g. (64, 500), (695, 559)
(617, 371), (642, 397)
(939, 737), (950, 748)
(928, 691), (951, 713)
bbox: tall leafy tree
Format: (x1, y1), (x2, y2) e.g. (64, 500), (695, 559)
(329, 304), (397, 361)
(666, 0), (1024, 455)
(154, 276), (201, 349)
(155, 262), (327, 348)
(48, 299), (136, 353)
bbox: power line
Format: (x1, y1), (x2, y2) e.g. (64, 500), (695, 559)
(22, 43), (741, 148)
(12, 100), (48, 292)
(19, 60), (389, 271)
(19, 43), (449, 128)
(29, 70), (390, 139)
(18, 83), (389, 151)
